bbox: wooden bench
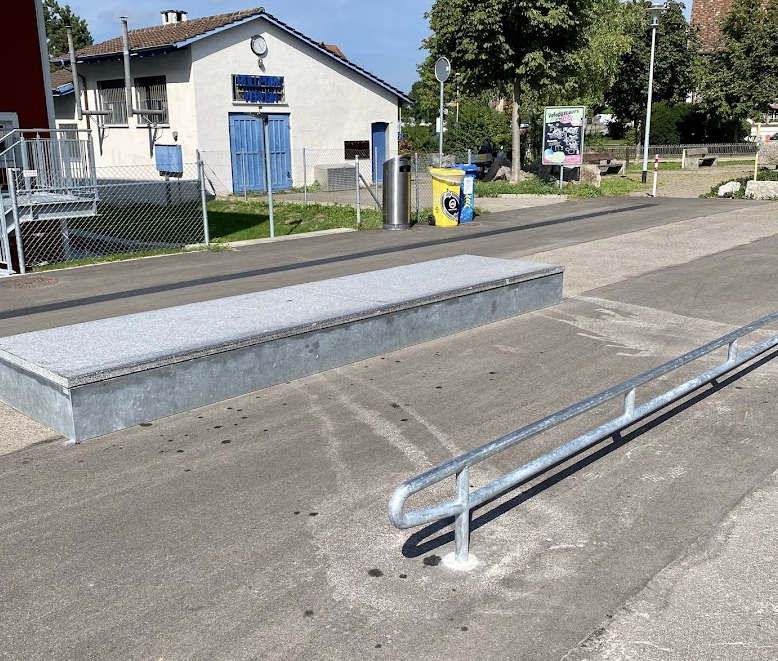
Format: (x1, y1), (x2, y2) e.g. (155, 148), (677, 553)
(581, 152), (625, 175)
(683, 148), (718, 169)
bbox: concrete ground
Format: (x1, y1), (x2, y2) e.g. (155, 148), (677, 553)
(2, 196), (778, 660)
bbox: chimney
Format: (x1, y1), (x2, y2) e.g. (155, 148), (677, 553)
(161, 10), (188, 24)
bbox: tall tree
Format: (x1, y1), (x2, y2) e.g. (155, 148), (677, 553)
(43, 0), (93, 68)
(697, 0), (778, 133)
(425, 0), (597, 180)
(606, 1), (698, 140)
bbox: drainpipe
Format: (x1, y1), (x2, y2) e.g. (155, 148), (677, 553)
(121, 17), (134, 122)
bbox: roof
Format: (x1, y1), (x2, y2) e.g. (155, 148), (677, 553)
(51, 68), (74, 96)
(62, 7), (409, 102)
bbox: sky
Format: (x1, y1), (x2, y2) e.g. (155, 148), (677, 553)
(65, 0), (433, 93)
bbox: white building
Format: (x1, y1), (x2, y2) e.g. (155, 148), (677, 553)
(54, 7), (409, 193)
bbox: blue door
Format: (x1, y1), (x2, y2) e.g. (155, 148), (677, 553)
(371, 121), (388, 183)
(229, 113), (292, 194)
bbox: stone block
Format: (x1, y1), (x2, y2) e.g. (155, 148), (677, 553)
(745, 180), (778, 200)
(0, 256), (564, 442)
(717, 181), (742, 197)
(578, 164), (602, 187)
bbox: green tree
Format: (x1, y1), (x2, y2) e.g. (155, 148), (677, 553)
(425, 0), (597, 180)
(567, 0), (640, 109)
(443, 100), (511, 155)
(697, 0), (778, 135)
(606, 1), (698, 141)
(43, 0), (92, 68)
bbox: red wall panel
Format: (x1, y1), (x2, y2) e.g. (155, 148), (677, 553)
(0, 0), (51, 128)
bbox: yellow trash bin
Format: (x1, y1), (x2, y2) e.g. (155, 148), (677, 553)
(430, 167), (465, 227)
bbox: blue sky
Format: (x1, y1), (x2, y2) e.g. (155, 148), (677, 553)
(66, 0), (432, 93)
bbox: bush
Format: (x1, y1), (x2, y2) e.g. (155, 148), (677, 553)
(443, 100), (511, 156)
(401, 123), (437, 153)
(650, 102), (754, 144)
(701, 169), (778, 198)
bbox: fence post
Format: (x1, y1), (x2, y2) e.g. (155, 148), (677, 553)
(19, 136), (32, 194)
(262, 118), (275, 239)
(355, 155), (361, 229)
(8, 171), (26, 275)
(197, 149), (210, 245)
(303, 147), (307, 206)
(414, 153), (419, 225)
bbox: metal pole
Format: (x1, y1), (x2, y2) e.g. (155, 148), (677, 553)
(19, 136), (32, 194)
(67, 27), (83, 122)
(641, 18), (659, 183)
(652, 153), (659, 197)
(439, 80), (444, 165)
(414, 153), (419, 225)
(467, 149), (472, 165)
(754, 124), (761, 182)
(8, 171), (26, 275)
(374, 146), (379, 210)
(355, 155), (361, 228)
(454, 467), (470, 563)
(263, 117), (275, 239)
(197, 149), (210, 245)
(242, 151), (247, 203)
(121, 17), (134, 122)
(559, 165), (564, 189)
(303, 147), (307, 205)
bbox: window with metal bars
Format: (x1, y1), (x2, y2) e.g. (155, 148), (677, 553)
(97, 79), (128, 125)
(135, 75), (169, 125)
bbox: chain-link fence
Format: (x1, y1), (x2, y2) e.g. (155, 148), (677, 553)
(199, 148), (474, 227)
(2, 159), (208, 274)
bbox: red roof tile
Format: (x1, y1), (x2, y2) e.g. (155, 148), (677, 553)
(74, 8), (265, 58)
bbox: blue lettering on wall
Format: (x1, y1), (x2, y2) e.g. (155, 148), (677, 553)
(233, 74), (285, 104)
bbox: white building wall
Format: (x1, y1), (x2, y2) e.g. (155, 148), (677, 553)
(54, 49), (198, 172)
(54, 15), (403, 191)
(191, 16), (399, 190)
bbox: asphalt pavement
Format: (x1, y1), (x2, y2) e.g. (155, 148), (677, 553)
(2, 196), (778, 660)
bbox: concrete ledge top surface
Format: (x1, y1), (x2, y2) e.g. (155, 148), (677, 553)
(0, 255), (561, 387)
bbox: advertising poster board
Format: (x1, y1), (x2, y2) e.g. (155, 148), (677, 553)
(542, 106), (586, 166)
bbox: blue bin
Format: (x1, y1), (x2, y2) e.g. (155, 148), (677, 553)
(451, 164), (479, 222)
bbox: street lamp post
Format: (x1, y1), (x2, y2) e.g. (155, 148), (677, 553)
(642, 3), (665, 184)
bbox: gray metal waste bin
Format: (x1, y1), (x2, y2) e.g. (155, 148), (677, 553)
(382, 155), (412, 230)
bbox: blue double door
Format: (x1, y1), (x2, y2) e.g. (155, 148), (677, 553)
(229, 113), (292, 193)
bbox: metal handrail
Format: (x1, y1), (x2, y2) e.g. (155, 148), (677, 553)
(389, 310), (778, 567)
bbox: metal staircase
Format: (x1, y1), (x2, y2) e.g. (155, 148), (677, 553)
(1, 128), (97, 274)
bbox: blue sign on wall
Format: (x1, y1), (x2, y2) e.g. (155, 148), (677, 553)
(233, 74), (285, 104)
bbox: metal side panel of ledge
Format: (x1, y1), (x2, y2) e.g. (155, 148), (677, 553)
(388, 309), (778, 568)
(0, 255), (563, 442)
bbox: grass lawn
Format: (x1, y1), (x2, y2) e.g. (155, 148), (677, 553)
(475, 176), (647, 199)
(207, 199), (383, 241)
(626, 159), (755, 171)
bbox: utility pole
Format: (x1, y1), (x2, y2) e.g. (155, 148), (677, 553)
(641, 3), (666, 183)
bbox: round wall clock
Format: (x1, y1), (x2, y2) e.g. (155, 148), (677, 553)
(251, 35), (268, 57)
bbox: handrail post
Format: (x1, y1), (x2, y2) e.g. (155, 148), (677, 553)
(454, 466), (471, 564)
(728, 338), (739, 364)
(624, 388), (636, 421)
